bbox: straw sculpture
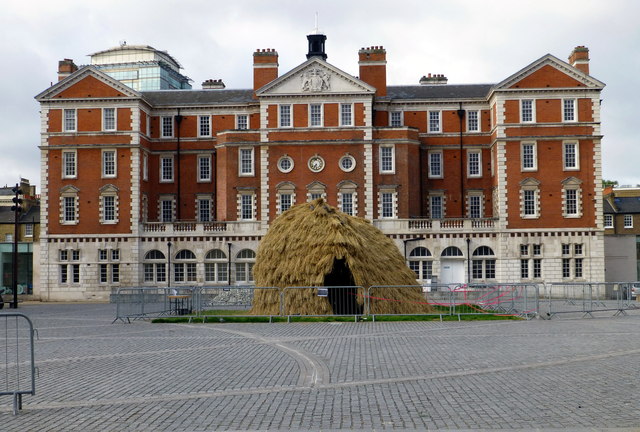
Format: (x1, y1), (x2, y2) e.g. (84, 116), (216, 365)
(251, 198), (432, 315)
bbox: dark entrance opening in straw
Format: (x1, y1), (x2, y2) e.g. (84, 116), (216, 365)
(325, 258), (362, 315)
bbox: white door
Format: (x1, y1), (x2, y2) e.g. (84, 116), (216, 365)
(440, 260), (464, 286)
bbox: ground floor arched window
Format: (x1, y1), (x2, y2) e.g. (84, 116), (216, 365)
(472, 246), (496, 280)
(174, 249), (197, 283)
(235, 249), (255, 284)
(408, 246), (433, 281)
(143, 250), (166, 283)
(204, 249), (228, 283)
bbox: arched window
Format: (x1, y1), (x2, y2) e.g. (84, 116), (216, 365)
(472, 246), (496, 280)
(235, 249), (256, 284)
(174, 249), (197, 283)
(408, 247), (433, 281)
(143, 249), (166, 283)
(205, 249), (228, 283)
(441, 246), (464, 257)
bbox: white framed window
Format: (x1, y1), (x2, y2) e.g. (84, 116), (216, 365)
(205, 249), (228, 283)
(279, 105), (292, 128)
(235, 249), (256, 284)
(307, 182), (326, 202)
(102, 195), (116, 223)
(340, 103), (353, 126)
(239, 193), (255, 220)
(521, 99), (535, 123)
(146, 114), (151, 137)
(339, 154), (356, 173)
(102, 150), (116, 178)
(471, 246), (496, 280)
(277, 182), (296, 214)
(198, 115), (211, 137)
(523, 189), (536, 217)
(239, 148), (255, 176)
(408, 247), (433, 281)
(428, 151), (443, 178)
(5, 234), (12, 242)
(159, 198), (174, 222)
(563, 99), (576, 122)
(520, 178), (540, 219)
(62, 196), (77, 224)
(604, 214), (613, 228)
(63, 109), (77, 132)
(379, 190), (397, 219)
(277, 155), (294, 173)
(309, 104), (323, 127)
(143, 250), (167, 283)
(390, 111), (403, 127)
(338, 181), (357, 217)
(103, 108), (116, 131)
(25, 223), (33, 237)
(468, 194), (483, 219)
(174, 250), (197, 283)
(198, 155), (211, 182)
(380, 145), (395, 174)
(624, 214), (633, 228)
(467, 150), (482, 178)
(563, 141), (579, 170)
(160, 156), (174, 182)
(340, 192), (354, 216)
(62, 150), (77, 178)
(521, 142), (537, 171)
(197, 198), (212, 222)
(237, 114), (248, 130)
(142, 152), (149, 181)
(565, 189), (578, 216)
(428, 110), (441, 133)
(430, 195), (443, 219)
(161, 116), (173, 138)
(467, 110), (480, 132)
(279, 193), (292, 213)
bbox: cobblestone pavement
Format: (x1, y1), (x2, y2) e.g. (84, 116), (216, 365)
(1, 303), (640, 431)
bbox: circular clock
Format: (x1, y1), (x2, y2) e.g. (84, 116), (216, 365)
(308, 155), (325, 172)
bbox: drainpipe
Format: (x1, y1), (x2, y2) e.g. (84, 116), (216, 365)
(457, 103), (465, 218)
(175, 109), (183, 220)
(466, 237), (471, 284)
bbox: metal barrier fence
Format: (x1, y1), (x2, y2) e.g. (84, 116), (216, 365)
(544, 282), (640, 318)
(0, 313), (36, 415)
(113, 287), (196, 323)
(368, 284), (540, 319)
(112, 282), (640, 322)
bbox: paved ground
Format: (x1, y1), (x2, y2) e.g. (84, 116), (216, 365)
(1, 303), (639, 431)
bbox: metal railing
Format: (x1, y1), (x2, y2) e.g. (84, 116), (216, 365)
(112, 282), (640, 323)
(0, 313), (36, 415)
(544, 282), (639, 318)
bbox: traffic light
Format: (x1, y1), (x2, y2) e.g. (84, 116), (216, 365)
(11, 186), (22, 213)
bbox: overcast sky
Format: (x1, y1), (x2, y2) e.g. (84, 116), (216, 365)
(1, 0), (638, 191)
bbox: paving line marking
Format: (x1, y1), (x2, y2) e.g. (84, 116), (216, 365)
(7, 345), (640, 413)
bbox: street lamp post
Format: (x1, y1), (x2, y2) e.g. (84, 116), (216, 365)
(167, 241), (172, 289)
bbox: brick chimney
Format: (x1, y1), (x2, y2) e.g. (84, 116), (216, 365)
(419, 73), (448, 85)
(253, 48), (278, 98)
(202, 79), (226, 90)
(568, 46), (589, 75)
(58, 58), (78, 81)
(358, 46), (387, 96)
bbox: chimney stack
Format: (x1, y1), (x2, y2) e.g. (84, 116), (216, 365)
(58, 58), (78, 81)
(202, 79), (226, 90)
(253, 48), (279, 98)
(568, 46), (589, 75)
(358, 46), (387, 97)
(419, 73), (448, 85)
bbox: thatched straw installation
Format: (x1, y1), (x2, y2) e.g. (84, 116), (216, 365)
(251, 199), (432, 315)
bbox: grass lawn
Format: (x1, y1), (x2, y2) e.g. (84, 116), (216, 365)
(151, 305), (523, 324)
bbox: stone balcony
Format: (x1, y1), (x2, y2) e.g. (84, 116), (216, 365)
(141, 221), (265, 237)
(373, 218), (501, 235)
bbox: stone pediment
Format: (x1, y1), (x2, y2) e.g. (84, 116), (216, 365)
(256, 58), (375, 97)
(35, 66), (140, 101)
(494, 54), (605, 91)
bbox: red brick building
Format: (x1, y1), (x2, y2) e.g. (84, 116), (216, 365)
(34, 35), (605, 300)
